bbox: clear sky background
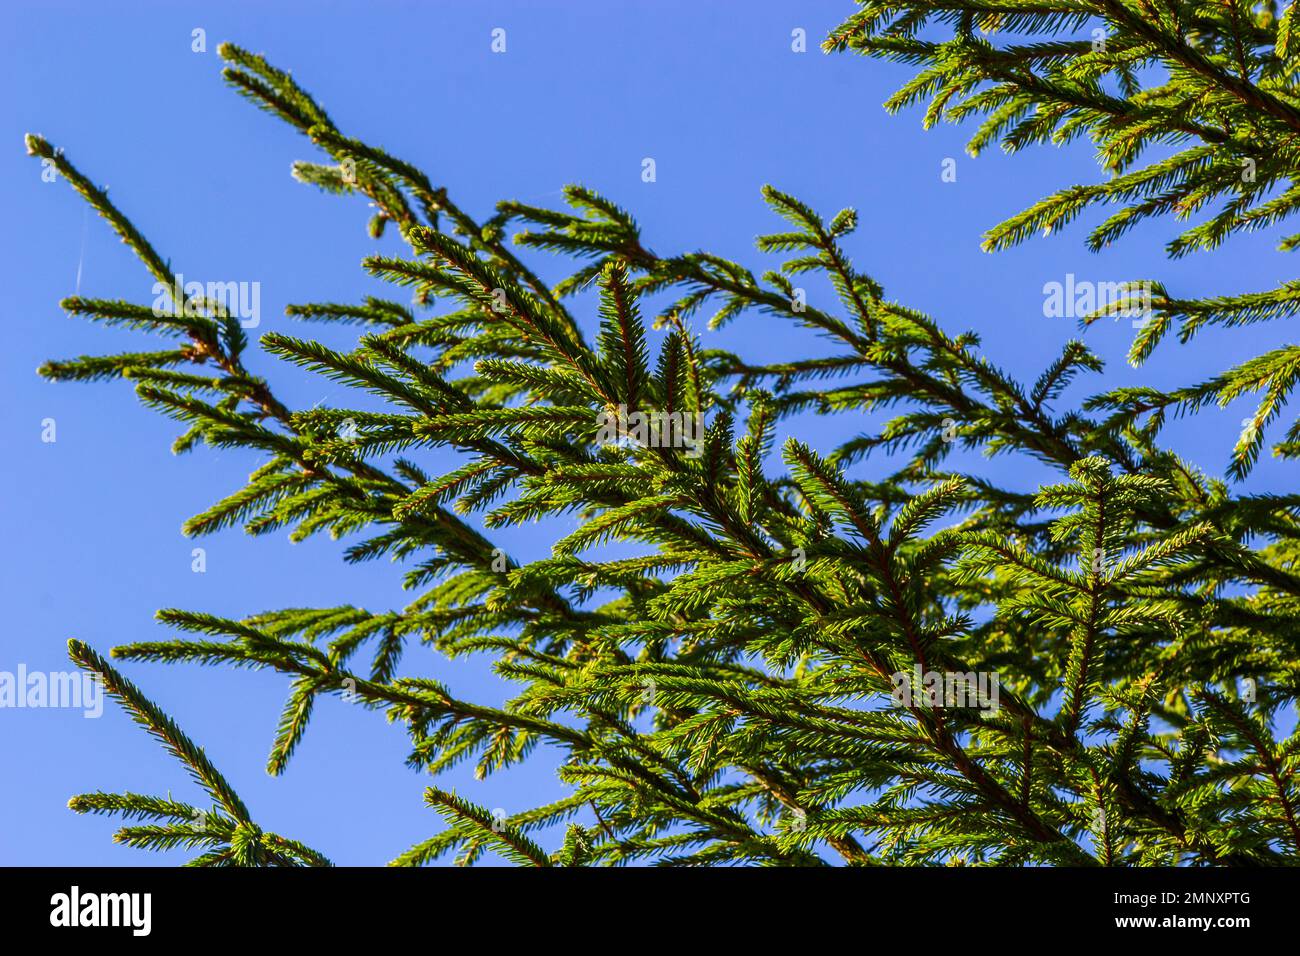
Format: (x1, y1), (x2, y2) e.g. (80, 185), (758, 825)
(2, 0), (1295, 865)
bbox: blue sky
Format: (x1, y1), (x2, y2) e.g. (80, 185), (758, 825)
(2, 0), (1295, 865)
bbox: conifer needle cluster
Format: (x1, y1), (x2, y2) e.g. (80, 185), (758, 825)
(31, 19), (1300, 865)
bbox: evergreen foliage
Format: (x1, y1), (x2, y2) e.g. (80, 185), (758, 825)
(828, 0), (1300, 477)
(31, 22), (1300, 866)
